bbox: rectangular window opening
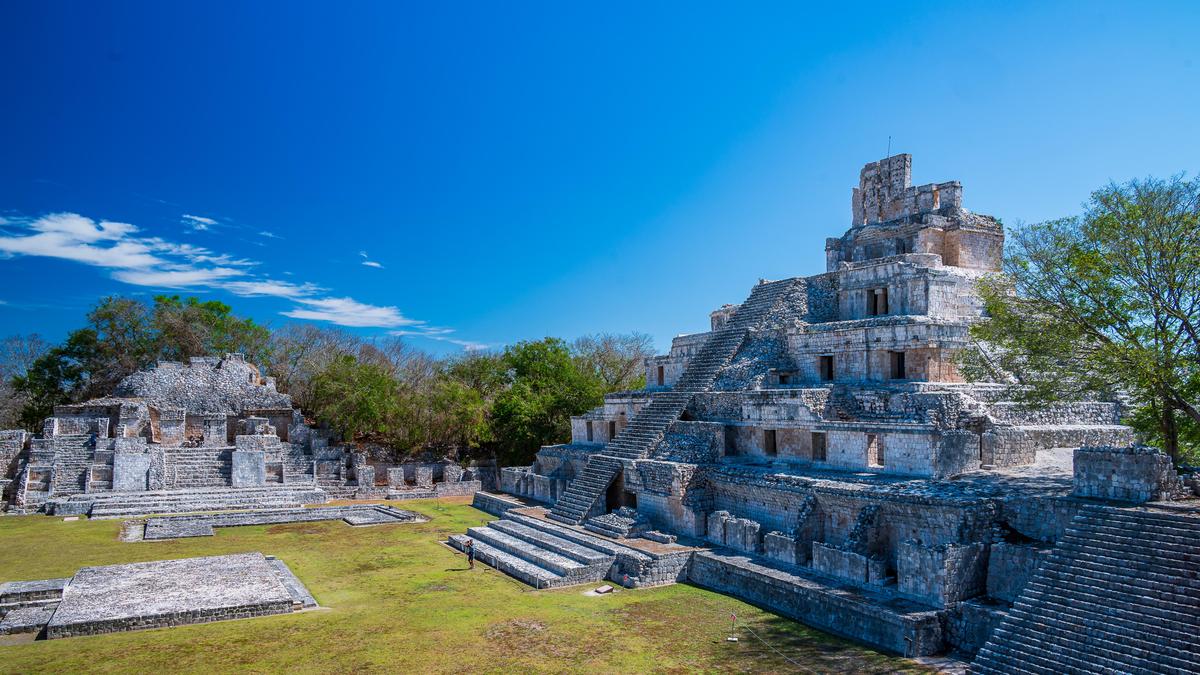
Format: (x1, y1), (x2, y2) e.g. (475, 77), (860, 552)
(867, 433), (884, 467)
(586, 421), (593, 442)
(889, 351), (906, 380)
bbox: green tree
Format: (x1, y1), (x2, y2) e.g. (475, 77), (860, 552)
(963, 175), (1200, 464)
(152, 296), (271, 365)
(571, 332), (653, 391)
(308, 354), (400, 441)
(12, 329), (101, 430)
(490, 338), (604, 465)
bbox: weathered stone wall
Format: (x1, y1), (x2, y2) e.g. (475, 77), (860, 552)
(812, 542), (889, 585)
(688, 551), (945, 655)
(1073, 445), (1180, 503)
(986, 542), (1050, 603)
(946, 599), (1008, 655)
(114, 354), (291, 415)
(896, 541), (987, 607)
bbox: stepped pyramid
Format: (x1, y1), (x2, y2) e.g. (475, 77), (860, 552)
(548, 278), (802, 525)
(972, 504), (1200, 675)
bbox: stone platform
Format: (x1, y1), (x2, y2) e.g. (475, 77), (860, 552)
(46, 484), (329, 519)
(140, 504), (425, 540)
(43, 552), (312, 639)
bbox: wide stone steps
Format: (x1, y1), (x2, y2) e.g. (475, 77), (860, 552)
(1000, 598), (1197, 663)
(465, 525), (599, 578)
(1019, 579), (1198, 639)
(970, 504), (1200, 675)
(448, 534), (569, 588)
(48, 485), (328, 518)
(995, 606), (1197, 674)
(487, 519), (612, 566)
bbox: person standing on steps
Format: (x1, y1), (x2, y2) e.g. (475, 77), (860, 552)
(465, 538), (475, 569)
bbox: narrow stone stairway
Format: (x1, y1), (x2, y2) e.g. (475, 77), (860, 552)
(49, 435), (95, 496)
(548, 278), (801, 525)
(971, 503), (1200, 675)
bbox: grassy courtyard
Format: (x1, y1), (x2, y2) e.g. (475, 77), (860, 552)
(0, 498), (927, 674)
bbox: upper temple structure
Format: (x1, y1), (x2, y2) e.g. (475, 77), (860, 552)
(457, 155), (1200, 669)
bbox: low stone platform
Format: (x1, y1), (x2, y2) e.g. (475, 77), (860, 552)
(140, 504), (424, 540)
(0, 605), (57, 635)
(47, 485), (329, 519)
(689, 550), (944, 656)
(43, 552), (311, 639)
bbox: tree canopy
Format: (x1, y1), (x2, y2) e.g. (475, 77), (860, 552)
(963, 175), (1200, 464)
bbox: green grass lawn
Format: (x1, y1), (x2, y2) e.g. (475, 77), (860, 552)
(0, 498), (929, 674)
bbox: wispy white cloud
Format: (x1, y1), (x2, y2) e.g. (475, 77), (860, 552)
(181, 214), (218, 231)
(223, 279), (322, 299)
(359, 250), (384, 269)
(258, 231), (281, 239)
(0, 210), (482, 346)
(389, 326), (490, 351)
(283, 297), (417, 328)
(112, 266), (243, 288)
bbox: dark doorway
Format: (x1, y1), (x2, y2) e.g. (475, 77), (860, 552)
(889, 351), (906, 380)
(764, 429), (777, 456)
(811, 432), (827, 461)
(605, 470), (636, 511)
(819, 355), (834, 381)
(657, 365), (665, 386)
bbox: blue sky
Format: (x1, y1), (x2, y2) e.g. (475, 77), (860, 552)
(2, 2), (1198, 354)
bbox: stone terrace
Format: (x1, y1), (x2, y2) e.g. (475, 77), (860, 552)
(44, 552), (309, 639)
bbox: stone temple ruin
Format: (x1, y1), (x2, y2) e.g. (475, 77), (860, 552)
(0, 353), (483, 519)
(454, 155), (1200, 671)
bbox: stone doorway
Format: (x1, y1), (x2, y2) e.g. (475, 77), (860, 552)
(605, 470), (637, 512)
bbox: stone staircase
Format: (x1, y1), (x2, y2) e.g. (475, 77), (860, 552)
(971, 504), (1200, 674)
(165, 448), (233, 488)
(282, 448), (315, 483)
(49, 435), (95, 496)
(46, 484), (328, 519)
(548, 278), (801, 525)
(450, 513), (616, 588)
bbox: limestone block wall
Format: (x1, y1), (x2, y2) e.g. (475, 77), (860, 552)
(999, 495), (1083, 544)
(986, 542), (1050, 603)
(0, 430), (29, 478)
(836, 261), (933, 320)
(788, 320), (970, 383)
(500, 466), (566, 504)
(984, 401), (1122, 426)
(727, 425), (817, 462)
(1073, 445), (1180, 502)
(820, 426), (939, 476)
(570, 415), (623, 446)
(896, 541), (988, 607)
(942, 226), (1003, 270)
(812, 543), (889, 585)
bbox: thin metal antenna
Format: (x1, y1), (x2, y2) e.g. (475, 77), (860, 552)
(886, 135), (892, 158)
